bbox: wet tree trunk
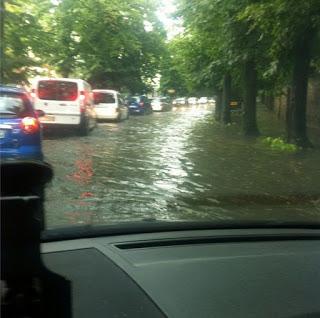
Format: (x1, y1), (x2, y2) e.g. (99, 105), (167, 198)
(243, 60), (259, 136)
(214, 90), (222, 121)
(221, 73), (231, 124)
(260, 91), (266, 107)
(265, 93), (274, 111)
(285, 86), (291, 137)
(286, 32), (314, 147)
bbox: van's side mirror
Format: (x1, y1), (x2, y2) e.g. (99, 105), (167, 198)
(35, 109), (45, 117)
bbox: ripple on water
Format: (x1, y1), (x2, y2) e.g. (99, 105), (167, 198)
(44, 107), (320, 227)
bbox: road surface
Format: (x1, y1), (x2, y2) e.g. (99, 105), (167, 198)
(43, 105), (320, 228)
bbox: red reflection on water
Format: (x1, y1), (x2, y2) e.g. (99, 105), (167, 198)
(68, 158), (93, 184)
(81, 191), (94, 198)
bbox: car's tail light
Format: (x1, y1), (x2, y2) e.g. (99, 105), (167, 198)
(21, 117), (40, 134)
(79, 91), (85, 101)
(79, 91), (86, 112)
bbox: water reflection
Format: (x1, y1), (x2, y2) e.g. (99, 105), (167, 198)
(43, 105), (320, 227)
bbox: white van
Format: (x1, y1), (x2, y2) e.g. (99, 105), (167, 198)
(31, 78), (97, 135)
(93, 89), (129, 121)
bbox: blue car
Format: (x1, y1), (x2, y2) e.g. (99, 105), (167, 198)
(0, 85), (44, 160)
(127, 95), (152, 115)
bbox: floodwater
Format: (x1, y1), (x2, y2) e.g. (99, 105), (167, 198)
(43, 105), (320, 228)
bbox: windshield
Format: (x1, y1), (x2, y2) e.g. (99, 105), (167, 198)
(2, 0), (320, 231)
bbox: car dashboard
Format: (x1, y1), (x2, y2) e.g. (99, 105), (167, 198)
(41, 227), (320, 318)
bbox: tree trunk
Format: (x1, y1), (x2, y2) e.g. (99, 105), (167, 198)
(243, 60), (259, 136)
(260, 91), (266, 106)
(286, 32), (313, 147)
(221, 73), (231, 124)
(214, 90), (222, 121)
(285, 86), (292, 139)
(265, 93), (274, 111)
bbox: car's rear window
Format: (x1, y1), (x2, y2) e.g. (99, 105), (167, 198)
(93, 92), (116, 104)
(38, 80), (78, 101)
(129, 96), (140, 103)
(0, 92), (31, 118)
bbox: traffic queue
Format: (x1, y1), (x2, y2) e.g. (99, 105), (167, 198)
(0, 77), (215, 161)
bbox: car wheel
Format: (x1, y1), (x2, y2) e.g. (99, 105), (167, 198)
(90, 117), (97, 130)
(116, 113), (122, 122)
(79, 116), (89, 136)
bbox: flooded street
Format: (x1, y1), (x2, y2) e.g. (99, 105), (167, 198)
(43, 105), (320, 228)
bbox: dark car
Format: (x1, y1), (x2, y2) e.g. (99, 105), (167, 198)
(0, 85), (44, 160)
(127, 95), (152, 115)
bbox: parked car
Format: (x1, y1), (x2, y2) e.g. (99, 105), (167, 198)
(188, 97), (198, 105)
(151, 97), (172, 112)
(31, 78), (96, 136)
(127, 95), (152, 115)
(0, 85), (44, 160)
(93, 89), (129, 122)
(173, 97), (188, 106)
(198, 97), (208, 104)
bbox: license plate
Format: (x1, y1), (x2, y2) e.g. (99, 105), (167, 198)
(0, 130), (6, 138)
(42, 115), (55, 122)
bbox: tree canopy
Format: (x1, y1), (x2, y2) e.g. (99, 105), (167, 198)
(2, 0), (320, 145)
(160, 0), (320, 144)
(2, 0), (166, 93)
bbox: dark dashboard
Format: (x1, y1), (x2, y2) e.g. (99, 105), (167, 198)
(42, 227), (320, 318)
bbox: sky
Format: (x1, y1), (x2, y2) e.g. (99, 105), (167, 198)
(156, 0), (183, 40)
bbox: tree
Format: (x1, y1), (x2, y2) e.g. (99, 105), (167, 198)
(175, 0), (264, 130)
(241, 0), (320, 146)
(2, 0), (166, 93)
(1, 0), (51, 83)
(44, 0), (166, 92)
(0, 0), (4, 81)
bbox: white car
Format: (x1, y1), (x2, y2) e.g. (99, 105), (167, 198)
(174, 97), (187, 106)
(31, 78), (97, 135)
(198, 97), (208, 104)
(93, 89), (129, 121)
(151, 97), (172, 112)
(188, 97), (198, 104)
